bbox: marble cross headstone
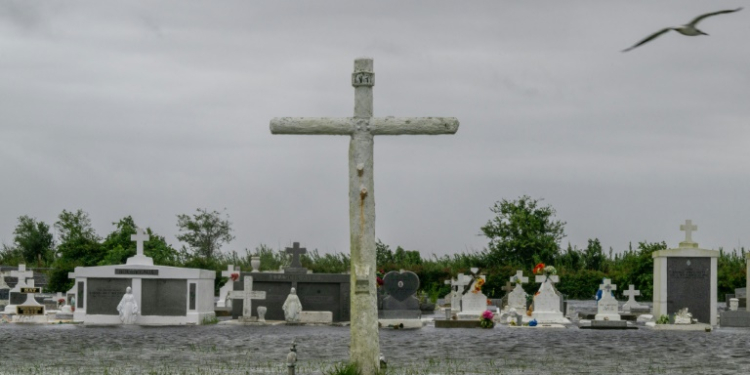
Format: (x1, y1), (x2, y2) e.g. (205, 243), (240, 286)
(284, 242), (307, 273)
(507, 270), (529, 312)
(228, 276), (266, 322)
(127, 227), (154, 266)
(502, 282), (514, 294)
(270, 58), (458, 372)
(595, 278), (620, 320)
(621, 284), (643, 312)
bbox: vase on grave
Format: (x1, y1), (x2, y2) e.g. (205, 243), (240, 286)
(257, 306), (267, 322)
(251, 257), (261, 273)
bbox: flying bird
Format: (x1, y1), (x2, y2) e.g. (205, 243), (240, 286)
(622, 7), (743, 52)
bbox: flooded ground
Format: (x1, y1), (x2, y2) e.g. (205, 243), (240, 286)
(1, 302), (748, 374)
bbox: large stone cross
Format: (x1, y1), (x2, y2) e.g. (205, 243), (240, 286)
(228, 276), (266, 321)
(511, 270), (529, 285)
(535, 274), (559, 285)
(286, 242), (307, 269)
(501, 282), (514, 294)
(222, 265), (240, 279)
(270, 58), (458, 372)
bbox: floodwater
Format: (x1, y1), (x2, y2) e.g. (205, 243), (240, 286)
(1, 305), (749, 374)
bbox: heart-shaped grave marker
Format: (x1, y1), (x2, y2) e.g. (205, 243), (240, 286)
(383, 270), (420, 302)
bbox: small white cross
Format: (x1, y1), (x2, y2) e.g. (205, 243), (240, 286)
(222, 265), (241, 278)
(228, 276), (267, 320)
(130, 227), (150, 257)
(510, 270), (529, 285)
(535, 274), (559, 285)
(623, 284), (640, 301)
(680, 219), (697, 243)
(599, 278), (617, 293)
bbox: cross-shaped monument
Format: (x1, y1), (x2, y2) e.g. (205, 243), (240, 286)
(228, 276), (266, 322)
(501, 282), (514, 294)
(599, 278), (617, 295)
(535, 274), (559, 285)
(622, 284), (643, 311)
(285, 242), (307, 273)
(217, 265), (241, 308)
(10, 264), (34, 286)
(270, 58), (458, 372)
(127, 227), (153, 266)
(679, 219), (698, 248)
(511, 270), (529, 289)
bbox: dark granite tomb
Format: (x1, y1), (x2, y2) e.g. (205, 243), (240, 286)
(379, 270), (420, 319)
(87, 278), (132, 315)
(141, 279), (187, 316)
(667, 257), (711, 324)
(232, 272), (350, 322)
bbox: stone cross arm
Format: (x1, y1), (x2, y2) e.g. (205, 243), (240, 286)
(270, 117), (459, 136)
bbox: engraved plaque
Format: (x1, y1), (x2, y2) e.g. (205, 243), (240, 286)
(352, 72), (374, 87)
(667, 257), (710, 324)
(20, 287), (41, 293)
(17, 305), (44, 315)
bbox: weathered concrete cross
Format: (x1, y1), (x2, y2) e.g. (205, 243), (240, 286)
(285, 242), (307, 269)
(510, 270), (529, 285)
(680, 219), (697, 243)
(535, 274), (559, 285)
(228, 276), (266, 321)
(10, 264), (34, 286)
(502, 282), (514, 294)
(270, 58), (458, 371)
(623, 284), (640, 303)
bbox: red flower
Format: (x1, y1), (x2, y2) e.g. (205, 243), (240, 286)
(58, 298), (65, 304)
(376, 277), (384, 287)
(533, 263), (546, 275)
(230, 273), (239, 281)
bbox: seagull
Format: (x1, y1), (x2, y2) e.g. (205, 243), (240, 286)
(622, 7), (743, 52)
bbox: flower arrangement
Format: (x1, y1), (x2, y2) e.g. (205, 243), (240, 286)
(480, 310), (495, 328)
(471, 278), (485, 294)
(230, 273), (239, 282)
(533, 263), (557, 283)
(57, 298), (65, 305)
(376, 270), (384, 288)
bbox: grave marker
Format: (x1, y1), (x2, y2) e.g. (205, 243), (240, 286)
(285, 242), (308, 274)
(621, 284), (643, 312)
(229, 276), (267, 322)
(595, 278), (621, 321)
(270, 58), (458, 372)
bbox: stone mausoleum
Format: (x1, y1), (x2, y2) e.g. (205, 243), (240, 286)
(68, 228), (216, 325)
(652, 220), (718, 325)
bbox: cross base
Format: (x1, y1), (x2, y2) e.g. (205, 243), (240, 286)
(679, 241), (699, 249)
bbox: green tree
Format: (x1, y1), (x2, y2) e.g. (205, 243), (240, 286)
(176, 208), (235, 261)
(100, 216), (179, 266)
(54, 209), (103, 266)
(480, 195), (566, 267)
(583, 238), (605, 271)
(13, 216), (54, 266)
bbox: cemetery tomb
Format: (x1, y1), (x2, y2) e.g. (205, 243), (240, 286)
(11, 287), (47, 323)
(67, 227), (216, 325)
(652, 220), (718, 325)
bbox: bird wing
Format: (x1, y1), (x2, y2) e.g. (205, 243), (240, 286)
(622, 28), (672, 52)
(688, 7), (743, 26)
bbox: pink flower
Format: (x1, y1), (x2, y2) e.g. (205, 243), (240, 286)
(482, 310), (494, 320)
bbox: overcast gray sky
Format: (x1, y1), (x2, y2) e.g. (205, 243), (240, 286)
(1, 1), (748, 259)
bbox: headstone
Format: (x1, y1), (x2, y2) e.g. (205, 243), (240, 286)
(594, 279), (621, 321)
(531, 274), (570, 324)
(652, 220), (718, 325)
(444, 273), (471, 314)
(217, 265), (240, 308)
(507, 270), (529, 313)
(11, 288), (47, 323)
(729, 298), (739, 311)
(458, 274), (488, 320)
(229, 276), (266, 322)
(379, 270), (420, 319)
(621, 284), (644, 312)
(270, 58), (459, 372)
(284, 242), (308, 274)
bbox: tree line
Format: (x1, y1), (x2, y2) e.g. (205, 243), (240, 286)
(1, 197), (746, 301)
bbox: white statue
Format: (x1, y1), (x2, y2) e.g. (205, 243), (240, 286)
(282, 287), (303, 322)
(117, 287), (139, 324)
